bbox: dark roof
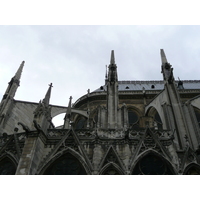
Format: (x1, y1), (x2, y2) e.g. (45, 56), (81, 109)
(94, 80), (200, 92)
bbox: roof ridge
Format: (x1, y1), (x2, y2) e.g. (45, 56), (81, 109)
(118, 80), (200, 84)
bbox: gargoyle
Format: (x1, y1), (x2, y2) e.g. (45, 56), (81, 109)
(164, 63), (174, 83)
(18, 122), (30, 133)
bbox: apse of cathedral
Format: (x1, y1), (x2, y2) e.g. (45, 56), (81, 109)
(1, 49), (200, 175)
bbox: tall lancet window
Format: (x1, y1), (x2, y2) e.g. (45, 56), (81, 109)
(128, 110), (139, 130)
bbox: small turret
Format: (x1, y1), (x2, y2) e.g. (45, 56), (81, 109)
(33, 83), (53, 133)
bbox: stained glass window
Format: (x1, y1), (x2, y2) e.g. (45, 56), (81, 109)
(43, 154), (87, 175)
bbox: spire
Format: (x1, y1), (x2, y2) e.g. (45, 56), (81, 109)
(66, 96), (72, 119)
(108, 50), (118, 82)
(42, 83), (53, 105)
(63, 96), (72, 129)
(107, 50), (119, 129)
(110, 50), (115, 65)
(0, 61), (25, 103)
(160, 49), (168, 65)
(14, 61), (25, 82)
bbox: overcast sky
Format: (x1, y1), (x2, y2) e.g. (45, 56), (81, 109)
(1, 2), (200, 190)
(1, 25), (200, 107)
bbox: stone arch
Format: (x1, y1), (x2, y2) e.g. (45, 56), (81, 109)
(51, 108), (89, 129)
(130, 150), (176, 175)
(51, 107), (88, 119)
(39, 148), (91, 175)
(0, 153), (18, 175)
(183, 163), (200, 175)
(51, 107), (66, 118)
(99, 162), (125, 175)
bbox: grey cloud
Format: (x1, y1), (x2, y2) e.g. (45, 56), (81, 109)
(1, 25), (200, 107)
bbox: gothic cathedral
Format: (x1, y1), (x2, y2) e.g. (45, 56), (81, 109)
(0, 50), (200, 175)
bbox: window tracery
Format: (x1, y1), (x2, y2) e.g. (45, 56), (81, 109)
(132, 154), (174, 175)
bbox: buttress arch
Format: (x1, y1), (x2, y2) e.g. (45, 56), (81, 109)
(50, 106), (88, 119)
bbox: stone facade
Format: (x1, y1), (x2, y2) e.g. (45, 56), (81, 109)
(1, 50), (200, 175)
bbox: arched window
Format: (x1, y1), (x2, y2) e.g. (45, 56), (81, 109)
(43, 153), (87, 175)
(128, 111), (138, 125)
(185, 167), (200, 175)
(184, 164), (200, 175)
(132, 154), (174, 175)
(75, 117), (87, 129)
(0, 158), (16, 175)
(128, 110), (139, 130)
